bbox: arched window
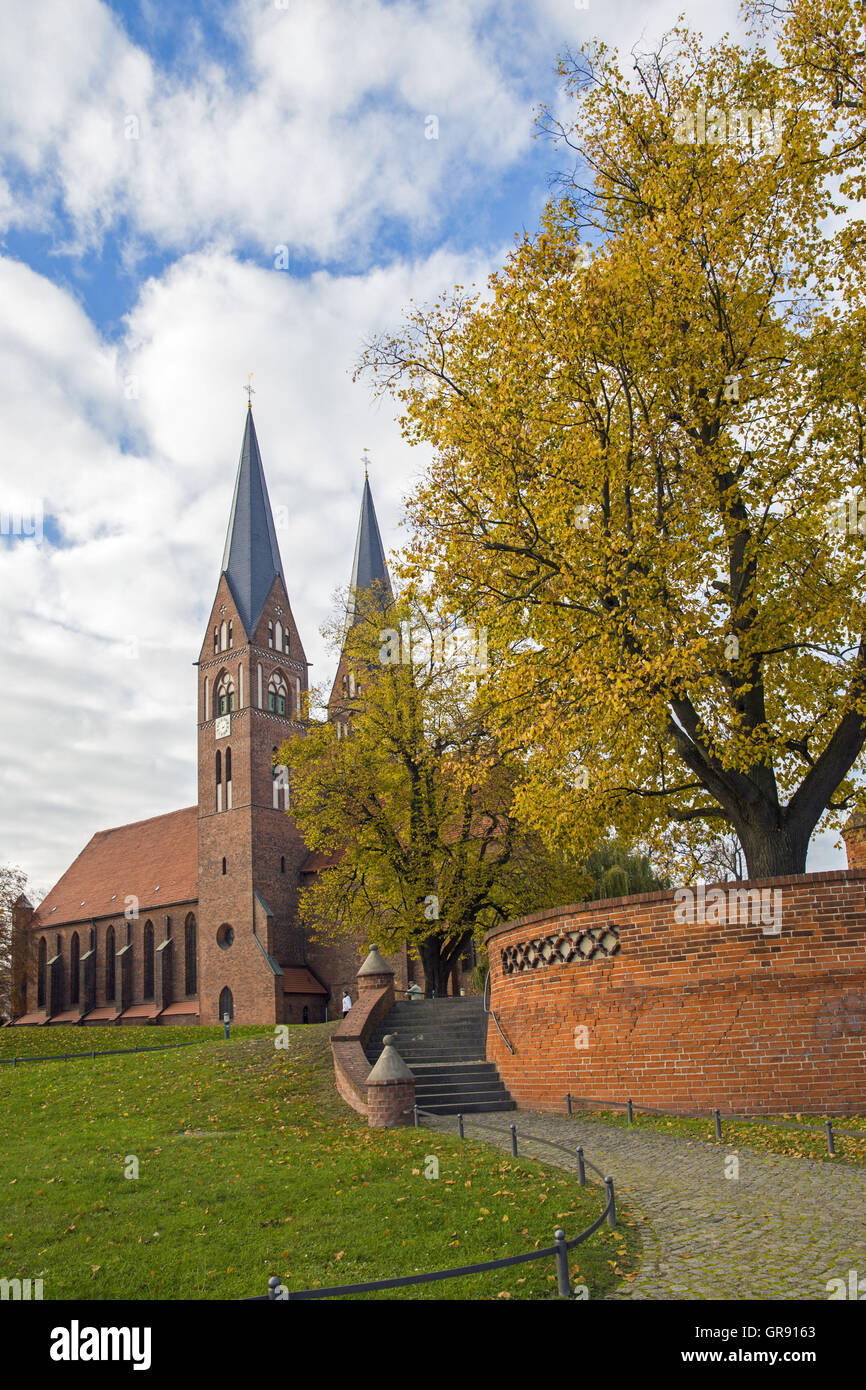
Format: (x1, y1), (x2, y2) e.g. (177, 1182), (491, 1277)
(143, 921), (154, 999)
(228, 620), (233, 648)
(280, 856), (285, 874)
(213, 627), (218, 654)
(70, 932), (80, 1005)
(216, 750), (222, 812)
(185, 913), (197, 996)
(219, 986), (234, 1021)
(203, 676), (209, 721)
(341, 674), (348, 699)
(275, 620), (283, 652)
(220, 620), (227, 651)
(348, 671), (356, 697)
(215, 672), (235, 715)
(105, 925), (116, 1000)
(302, 1005), (309, 1024)
(222, 857), (227, 875)
(268, 672), (287, 716)
(284, 627), (290, 654)
(268, 621), (274, 649)
(225, 746), (232, 809)
(37, 937), (47, 1007)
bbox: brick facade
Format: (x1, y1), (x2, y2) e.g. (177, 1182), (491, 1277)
(484, 869), (866, 1116)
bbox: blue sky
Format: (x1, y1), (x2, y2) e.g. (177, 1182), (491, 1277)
(2, 0), (843, 894)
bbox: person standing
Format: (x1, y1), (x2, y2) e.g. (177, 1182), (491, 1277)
(341, 990), (352, 1017)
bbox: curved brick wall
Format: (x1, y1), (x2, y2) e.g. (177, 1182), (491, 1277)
(484, 870), (866, 1116)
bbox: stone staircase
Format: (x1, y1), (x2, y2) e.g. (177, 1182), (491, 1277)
(365, 997), (515, 1115)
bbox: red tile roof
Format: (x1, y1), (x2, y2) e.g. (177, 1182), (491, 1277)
(281, 967), (327, 995)
(160, 1002), (200, 1017)
(33, 807), (198, 928)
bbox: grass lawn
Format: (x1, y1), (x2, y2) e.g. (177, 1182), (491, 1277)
(569, 1107), (866, 1166)
(0, 1024), (638, 1300)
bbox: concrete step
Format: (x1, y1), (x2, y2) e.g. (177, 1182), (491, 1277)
(416, 1098), (517, 1115)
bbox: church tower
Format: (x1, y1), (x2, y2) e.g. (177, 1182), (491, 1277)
(327, 471), (394, 732)
(196, 407), (310, 1025)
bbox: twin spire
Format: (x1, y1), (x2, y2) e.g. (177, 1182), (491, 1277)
(220, 408), (392, 637)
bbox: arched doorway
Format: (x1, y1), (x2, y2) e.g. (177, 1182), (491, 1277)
(218, 986), (234, 1021)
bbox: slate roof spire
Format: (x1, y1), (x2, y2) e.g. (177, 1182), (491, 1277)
(220, 409), (286, 636)
(348, 473), (393, 625)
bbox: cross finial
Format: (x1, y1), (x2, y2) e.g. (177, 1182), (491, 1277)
(361, 447), (370, 478)
(245, 373), (255, 409)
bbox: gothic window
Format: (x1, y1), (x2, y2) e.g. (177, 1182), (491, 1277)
(268, 621), (274, 649)
(143, 920), (154, 999)
(280, 856), (285, 874)
(215, 672), (235, 715)
(215, 750), (222, 812)
(105, 925), (116, 1000)
(342, 674), (348, 699)
(275, 620), (282, 652)
(225, 747), (232, 809)
(219, 986), (234, 1021)
(220, 620), (227, 651)
(283, 628), (290, 654)
(222, 857), (227, 875)
(348, 671), (356, 697)
(37, 937), (47, 1007)
(228, 620), (233, 648)
(273, 763), (289, 810)
(203, 676), (209, 721)
(70, 932), (80, 1005)
(185, 913), (197, 995)
(213, 628), (218, 654)
(268, 673), (287, 716)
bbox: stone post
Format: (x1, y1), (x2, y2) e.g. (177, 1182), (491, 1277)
(356, 945), (395, 999)
(366, 1034), (416, 1128)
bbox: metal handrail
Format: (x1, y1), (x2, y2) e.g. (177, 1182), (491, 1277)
(483, 969), (514, 1054)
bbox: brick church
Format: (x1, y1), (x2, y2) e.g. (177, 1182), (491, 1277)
(9, 406), (414, 1027)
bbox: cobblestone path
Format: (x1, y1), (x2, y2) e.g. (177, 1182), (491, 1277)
(425, 1110), (866, 1300)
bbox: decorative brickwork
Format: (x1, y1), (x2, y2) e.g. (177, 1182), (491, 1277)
(485, 870), (866, 1116)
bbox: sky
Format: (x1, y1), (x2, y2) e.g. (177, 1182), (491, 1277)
(0, 0), (845, 894)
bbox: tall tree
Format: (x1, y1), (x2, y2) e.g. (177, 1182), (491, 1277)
(280, 596), (593, 994)
(359, 8), (866, 878)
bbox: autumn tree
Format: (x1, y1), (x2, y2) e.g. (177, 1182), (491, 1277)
(0, 865), (29, 1021)
(359, 4), (866, 879)
(279, 594), (593, 994)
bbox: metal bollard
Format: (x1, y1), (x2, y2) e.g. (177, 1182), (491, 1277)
(566, 1092), (572, 1115)
(577, 1145), (586, 1186)
(510, 1124), (518, 1157)
(714, 1108), (722, 1141)
(606, 1176), (616, 1228)
(826, 1120), (835, 1156)
(626, 1098), (633, 1125)
(413, 1104), (419, 1128)
(458, 1113), (464, 1139)
(554, 1228), (570, 1298)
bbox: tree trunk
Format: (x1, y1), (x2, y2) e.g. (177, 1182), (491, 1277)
(419, 932), (472, 997)
(734, 817), (810, 879)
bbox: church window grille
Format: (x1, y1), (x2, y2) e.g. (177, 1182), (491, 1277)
(143, 921), (154, 999)
(105, 925), (116, 1000)
(268, 673), (288, 716)
(185, 914), (197, 995)
(215, 672), (235, 715)
(37, 937), (47, 1007)
(70, 932), (80, 1005)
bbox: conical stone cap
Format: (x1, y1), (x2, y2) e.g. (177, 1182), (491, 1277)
(357, 946), (393, 978)
(366, 1034), (414, 1083)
